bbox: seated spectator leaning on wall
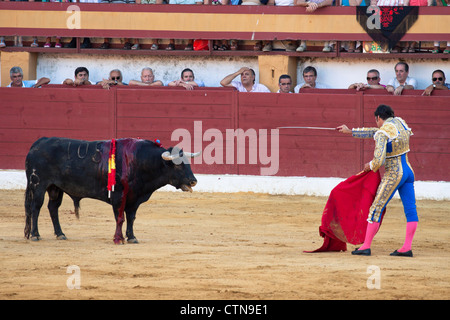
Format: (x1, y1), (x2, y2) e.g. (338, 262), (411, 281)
(168, 68), (204, 90)
(63, 67), (92, 86)
(422, 69), (450, 96)
(220, 67), (271, 92)
(278, 74), (293, 93)
(294, 66), (327, 92)
(348, 69), (386, 91)
(385, 62), (417, 96)
(98, 69), (128, 89)
(129, 67), (164, 86)
(7, 66), (50, 88)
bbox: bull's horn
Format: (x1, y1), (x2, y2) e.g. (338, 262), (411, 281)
(161, 151), (180, 161)
(184, 151), (202, 158)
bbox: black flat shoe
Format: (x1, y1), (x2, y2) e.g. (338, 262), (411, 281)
(351, 248), (371, 256)
(390, 250), (413, 257)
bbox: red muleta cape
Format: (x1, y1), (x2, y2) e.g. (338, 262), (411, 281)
(305, 171), (382, 253)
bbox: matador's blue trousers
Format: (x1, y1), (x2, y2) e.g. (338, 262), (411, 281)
(368, 153), (419, 223)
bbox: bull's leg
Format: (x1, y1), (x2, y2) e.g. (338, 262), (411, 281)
(125, 208), (138, 243)
(112, 207), (125, 245)
(28, 187), (46, 241)
(47, 186), (66, 240)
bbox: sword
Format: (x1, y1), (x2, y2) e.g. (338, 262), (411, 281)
(277, 126), (337, 131)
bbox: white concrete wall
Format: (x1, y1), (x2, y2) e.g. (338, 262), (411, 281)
(36, 53), (259, 87)
(35, 52), (450, 90)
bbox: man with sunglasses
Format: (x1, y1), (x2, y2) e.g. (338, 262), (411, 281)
(421, 70), (450, 96)
(98, 69), (128, 89)
(348, 69), (385, 91)
(386, 62), (417, 96)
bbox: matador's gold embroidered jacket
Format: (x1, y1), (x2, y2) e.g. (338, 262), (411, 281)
(351, 117), (413, 172)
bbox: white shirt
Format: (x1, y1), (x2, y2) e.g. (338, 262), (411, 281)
(231, 81), (271, 93)
(275, 0), (294, 5)
(294, 82), (328, 93)
(387, 76), (417, 89)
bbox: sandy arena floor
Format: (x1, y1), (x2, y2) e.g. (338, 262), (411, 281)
(0, 189), (449, 300)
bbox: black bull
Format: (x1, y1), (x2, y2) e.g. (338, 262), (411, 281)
(24, 137), (200, 244)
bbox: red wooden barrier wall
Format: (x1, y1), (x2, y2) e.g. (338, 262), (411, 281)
(1, 86), (449, 181)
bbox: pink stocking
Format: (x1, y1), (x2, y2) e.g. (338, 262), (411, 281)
(398, 221), (418, 252)
(359, 222), (380, 250)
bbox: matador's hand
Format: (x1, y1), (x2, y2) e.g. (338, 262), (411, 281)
(336, 125), (351, 134)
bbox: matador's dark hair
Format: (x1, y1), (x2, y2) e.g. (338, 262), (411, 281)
(374, 104), (395, 120)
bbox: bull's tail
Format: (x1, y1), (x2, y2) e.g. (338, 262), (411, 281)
(24, 184), (33, 239)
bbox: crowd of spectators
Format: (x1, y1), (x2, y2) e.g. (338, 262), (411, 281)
(5, 64), (450, 95)
(1, 0), (449, 54)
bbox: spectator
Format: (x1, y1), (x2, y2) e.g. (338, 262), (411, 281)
(262, 0), (297, 52)
(278, 74), (293, 93)
(7, 66), (50, 88)
(63, 67), (92, 86)
(42, 0), (64, 48)
(65, 37), (92, 49)
(386, 62), (417, 95)
(0, 0), (6, 47)
(294, 66), (327, 92)
(64, 0), (101, 48)
(98, 69), (128, 89)
(212, 0), (230, 51)
(129, 67), (164, 86)
(402, 0), (432, 53)
(241, 0), (268, 51)
(348, 69), (386, 91)
(432, 41), (450, 54)
(167, 0), (204, 51)
(375, 0), (408, 53)
(220, 67), (271, 92)
(340, 0), (364, 53)
(168, 68), (204, 90)
(44, 36), (62, 48)
(432, 1), (449, 53)
(228, 0), (240, 51)
(296, 0), (334, 52)
(130, 0), (164, 50)
(8, 0), (38, 47)
(421, 69), (450, 96)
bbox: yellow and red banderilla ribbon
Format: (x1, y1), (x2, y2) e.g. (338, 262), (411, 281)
(107, 139), (116, 198)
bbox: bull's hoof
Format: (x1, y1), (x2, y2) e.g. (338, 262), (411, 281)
(113, 238), (125, 245)
(127, 238), (139, 244)
(30, 236), (40, 241)
(56, 235), (67, 240)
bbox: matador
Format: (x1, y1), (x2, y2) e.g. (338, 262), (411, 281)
(337, 104), (418, 257)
